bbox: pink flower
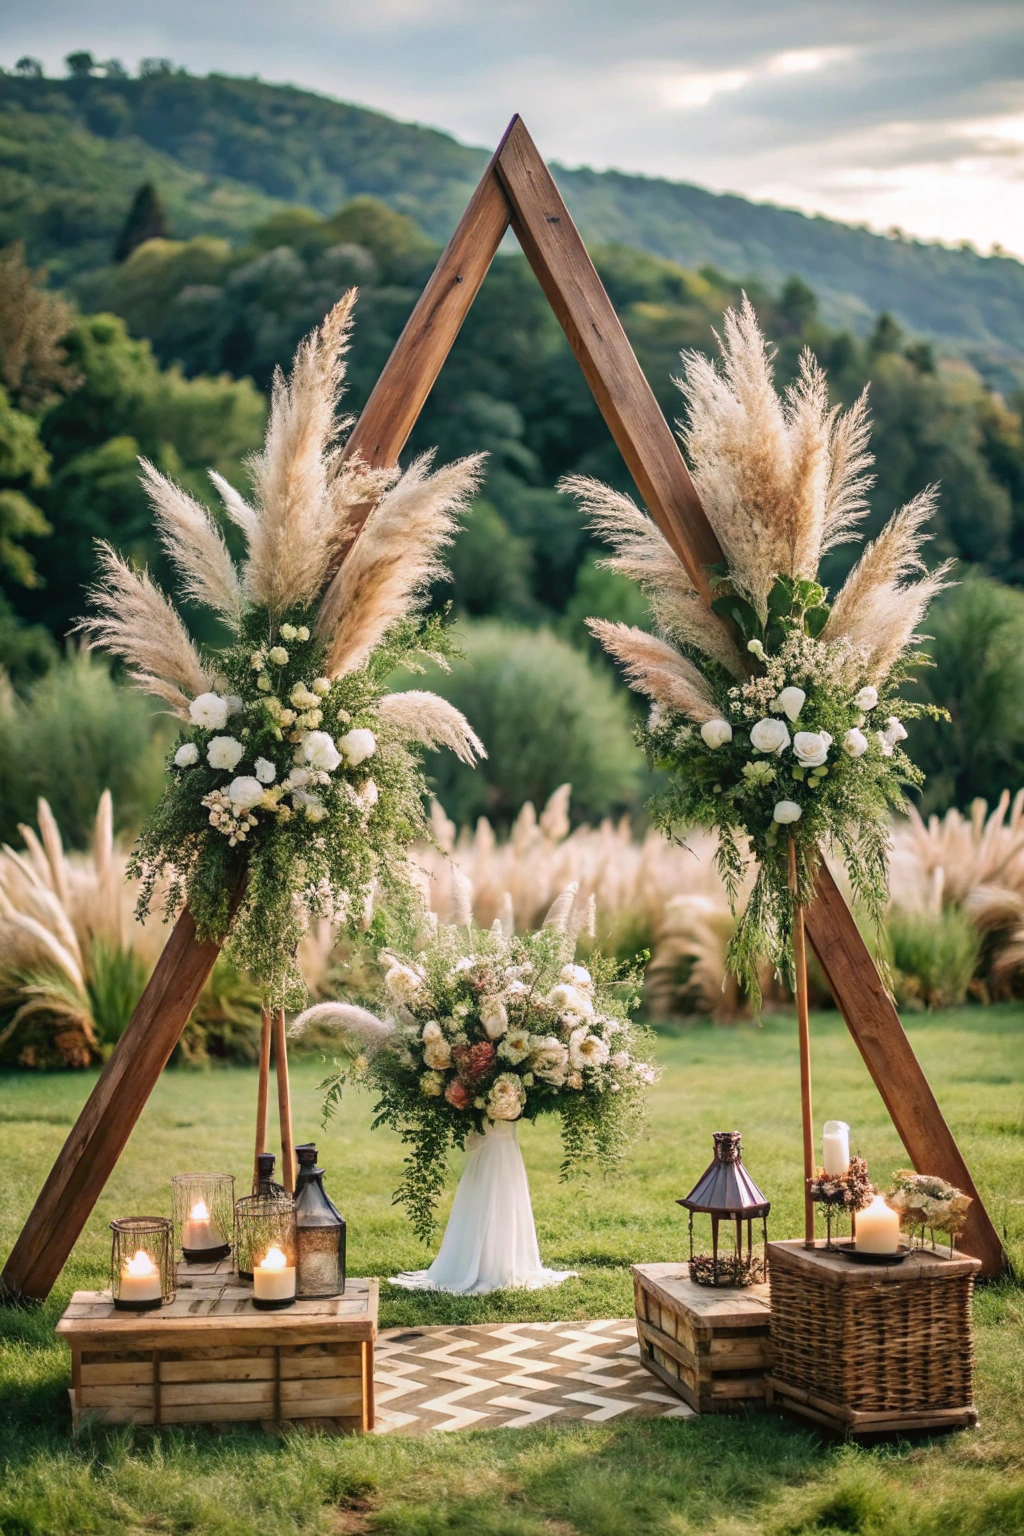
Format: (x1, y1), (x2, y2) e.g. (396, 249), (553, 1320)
(452, 1041), (497, 1086)
(445, 1078), (473, 1110)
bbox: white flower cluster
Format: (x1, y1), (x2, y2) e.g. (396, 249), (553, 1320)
(177, 676), (379, 841)
(696, 654), (907, 830)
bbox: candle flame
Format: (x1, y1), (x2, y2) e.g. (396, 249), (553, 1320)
(188, 1199), (210, 1220)
(125, 1249), (157, 1277)
(260, 1244), (287, 1271)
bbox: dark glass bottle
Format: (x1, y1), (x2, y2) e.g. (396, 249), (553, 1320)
(293, 1143), (346, 1298)
(253, 1152), (286, 1198)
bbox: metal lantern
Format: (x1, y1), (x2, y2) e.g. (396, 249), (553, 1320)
(294, 1143), (346, 1298)
(253, 1151), (286, 1198)
(110, 1216), (174, 1310)
(677, 1131), (770, 1287)
(171, 1172), (235, 1264)
(235, 1192), (295, 1282)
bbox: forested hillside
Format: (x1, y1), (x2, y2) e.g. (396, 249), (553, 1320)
(3, 61), (1024, 378)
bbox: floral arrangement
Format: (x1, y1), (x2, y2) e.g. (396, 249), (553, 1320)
(809, 1155), (873, 1247)
(563, 300), (949, 1000)
(888, 1170), (972, 1250)
(298, 886), (657, 1240)
(77, 294), (485, 1006)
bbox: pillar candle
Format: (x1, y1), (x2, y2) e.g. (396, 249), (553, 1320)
(253, 1244), (296, 1302)
(854, 1194), (901, 1254)
(181, 1198), (226, 1252)
(119, 1249), (162, 1303)
(822, 1120), (850, 1177)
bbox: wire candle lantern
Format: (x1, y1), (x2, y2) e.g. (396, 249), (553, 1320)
(110, 1216), (174, 1310)
(171, 1173), (235, 1264)
(234, 1192), (295, 1283)
(678, 1132), (770, 1287)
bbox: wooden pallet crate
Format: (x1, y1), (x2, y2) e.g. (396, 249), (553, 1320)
(57, 1262), (377, 1434)
(765, 1239), (980, 1437)
(632, 1261), (771, 1414)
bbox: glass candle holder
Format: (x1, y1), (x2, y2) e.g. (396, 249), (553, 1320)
(110, 1216), (174, 1310)
(234, 1191), (295, 1283)
(171, 1172), (235, 1264)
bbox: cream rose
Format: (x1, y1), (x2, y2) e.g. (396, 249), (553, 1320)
(773, 800), (802, 824)
(559, 964), (592, 990)
(174, 742), (199, 768)
(384, 962), (424, 1005)
(421, 1020), (452, 1070)
(750, 718), (791, 756)
(843, 728), (868, 758)
(530, 1036), (569, 1084)
(773, 686), (806, 723)
(700, 718), (733, 749)
(547, 982), (594, 1019)
(568, 1027), (610, 1070)
(479, 995), (509, 1040)
(884, 716), (908, 744)
(207, 735), (244, 771)
(854, 686), (878, 711)
(793, 730), (832, 768)
(189, 692), (229, 730)
(228, 776), (264, 812)
(486, 1072), (526, 1122)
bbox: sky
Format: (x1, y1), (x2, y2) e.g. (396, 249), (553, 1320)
(5, 0), (1024, 257)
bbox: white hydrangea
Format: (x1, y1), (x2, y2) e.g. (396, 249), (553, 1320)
(312, 677), (331, 696)
(174, 742), (199, 768)
(254, 757), (276, 784)
(207, 736), (244, 771)
(228, 776), (264, 812)
(189, 692), (229, 730)
(303, 731), (342, 772)
(338, 728), (377, 767)
(420, 1071), (445, 1098)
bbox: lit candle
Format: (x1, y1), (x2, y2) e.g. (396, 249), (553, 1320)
(854, 1193), (901, 1254)
(181, 1198), (226, 1254)
(822, 1120), (850, 1177)
(253, 1244), (296, 1304)
(119, 1249), (162, 1304)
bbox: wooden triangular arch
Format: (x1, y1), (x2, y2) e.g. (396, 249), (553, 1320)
(1, 117), (1003, 1303)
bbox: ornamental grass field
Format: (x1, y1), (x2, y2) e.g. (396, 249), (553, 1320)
(2, 1007), (1024, 1535)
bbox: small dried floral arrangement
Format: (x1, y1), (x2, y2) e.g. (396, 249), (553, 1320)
(77, 295), (484, 1007)
(563, 300), (949, 1001)
(809, 1155), (873, 1212)
(888, 1170), (972, 1250)
(298, 887), (657, 1240)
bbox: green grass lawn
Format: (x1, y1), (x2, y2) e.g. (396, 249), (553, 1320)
(2, 1006), (1023, 1535)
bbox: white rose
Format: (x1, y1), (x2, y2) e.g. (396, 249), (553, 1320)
(338, 728), (377, 767)
(547, 982), (594, 1019)
(228, 776), (264, 812)
(303, 731), (342, 772)
(793, 731), (831, 768)
(254, 757), (276, 784)
(420, 1071), (445, 1098)
(843, 728), (869, 758)
(854, 686), (879, 711)
(174, 742), (199, 768)
(559, 964), (592, 990)
(700, 718), (733, 749)
(884, 716), (908, 744)
(486, 1072), (526, 1122)
(878, 732), (894, 758)
(385, 963), (424, 1005)
(207, 735), (244, 771)
(268, 646), (289, 665)
(479, 995), (509, 1040)
(773, 800), (802, 824)
(569, 1027), (610, 1070)
(189, 692), (229, 730)
(531, 1037), (569, 1085)
(773, 686), (806, 723)
(750, 718), (791, 756)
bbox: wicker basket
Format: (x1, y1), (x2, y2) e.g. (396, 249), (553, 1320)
(766, 1239), (980, 1436)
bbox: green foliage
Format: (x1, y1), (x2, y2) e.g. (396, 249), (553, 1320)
(403, 621), (642, 827)
(85, 939), (149, 1048)
(909, 573), (1024, 810)
(884, 905), (982, 1010)
(112, 179), (169, 262)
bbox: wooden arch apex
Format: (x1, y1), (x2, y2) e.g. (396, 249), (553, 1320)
(0, 116), (1004, 1304)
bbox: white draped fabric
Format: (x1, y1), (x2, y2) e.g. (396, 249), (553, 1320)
(390, 1119), (576, 1295)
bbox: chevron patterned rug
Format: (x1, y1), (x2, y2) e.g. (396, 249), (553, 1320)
(373, 1318), (695, 1433)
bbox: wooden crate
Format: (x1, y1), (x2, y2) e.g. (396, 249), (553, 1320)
(766, 1239), (980, 1437)
(632, 1261), (771, 1413)
(57, 1261), (378, 1434)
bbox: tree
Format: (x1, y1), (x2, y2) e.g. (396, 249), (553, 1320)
(0, 244), (79, 411)
(14, 57), (42, 77)
(113, 183), (170, 264)
(64, 52), (96, 78)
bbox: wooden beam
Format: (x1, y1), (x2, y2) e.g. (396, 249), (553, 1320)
(494, 117), (720, 603)
(804, 862), (1004, 1275)
(0, 906), (228, 1303)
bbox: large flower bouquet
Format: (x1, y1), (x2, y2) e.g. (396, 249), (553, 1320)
(304, 894), (656, 1240)
(78, 295), (485, 1006)
(564, 300), (949, 1001)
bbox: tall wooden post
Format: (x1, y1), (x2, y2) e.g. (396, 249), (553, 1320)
(789, 839), (815, 1247)
(272, 1008), (296, 1194)
(253, 1008), (272, 1187)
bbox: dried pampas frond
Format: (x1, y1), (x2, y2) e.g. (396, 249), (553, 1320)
(560, 474), (744, 677)
(244, 292), (358, 615)
(377, 691), (485, 765)
(543, 881), (579, 934)
(586, 620), (719, 722)
(824, 488), (954, 678)
(74, 543), (211, 716)
(318, 451), (484, 677)
(139, 459), (242, 627)
(288, 1001), (395, 1052)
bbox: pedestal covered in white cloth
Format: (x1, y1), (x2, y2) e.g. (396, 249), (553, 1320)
(390, 1119), (576, 1295)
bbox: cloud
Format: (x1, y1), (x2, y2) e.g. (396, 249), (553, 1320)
(3, 0), (1023, 253)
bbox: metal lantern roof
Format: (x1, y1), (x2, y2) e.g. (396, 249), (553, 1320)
(677, 1131), (770, 1219)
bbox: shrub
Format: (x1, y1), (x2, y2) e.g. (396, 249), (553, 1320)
(404, 621), (643, 828)
(884, 905), (981, 1010)
(0, 651), (168, 846)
